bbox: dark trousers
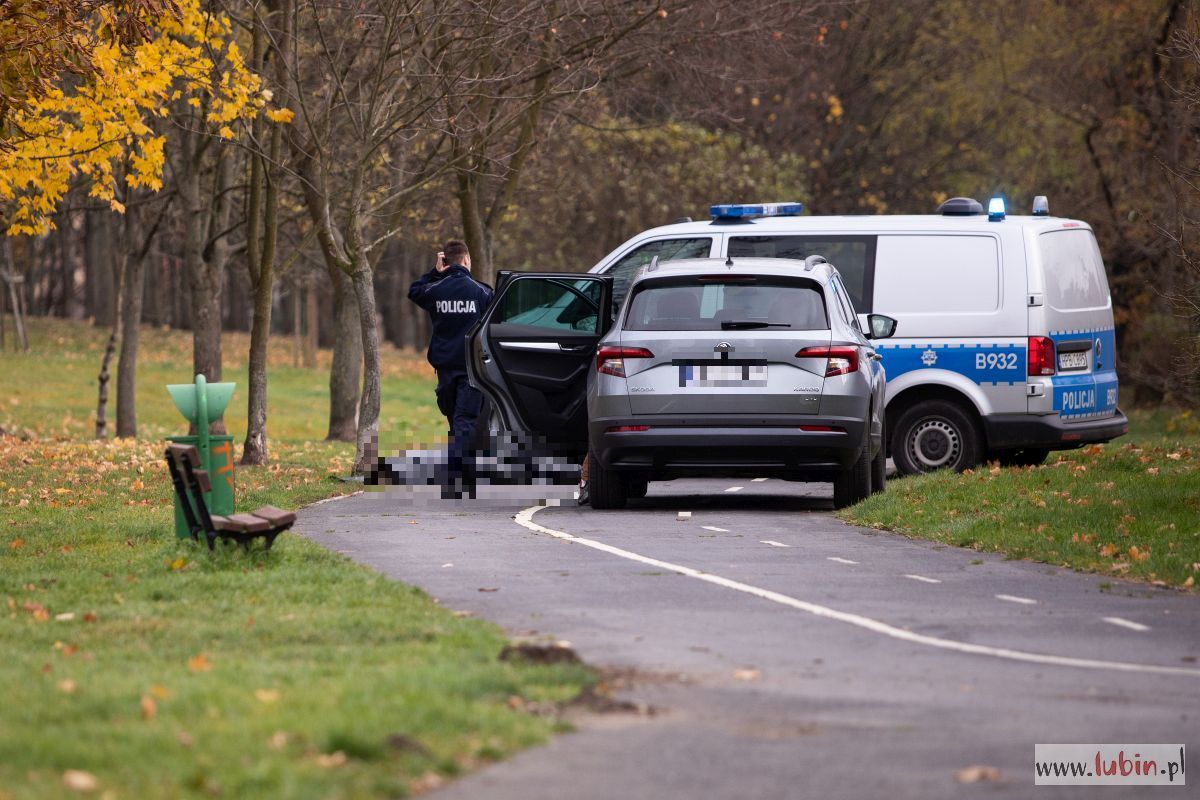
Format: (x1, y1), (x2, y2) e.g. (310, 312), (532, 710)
(435, 370), (483, 483)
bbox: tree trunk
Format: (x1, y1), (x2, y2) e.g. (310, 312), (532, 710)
(241, 270), (273, 464)
(350, 261), (381, 473)
(115, 214), (144, 438)
(456, 170), (494, 285)
(327, 266), (361, 440)
(303, 284), (318, 367)
(95, 328), (118, 439)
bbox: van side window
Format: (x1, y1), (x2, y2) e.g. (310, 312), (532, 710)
(604, 238), (713, 309)
(873, 235), (1000, 313)
(727, 235), (876, 312)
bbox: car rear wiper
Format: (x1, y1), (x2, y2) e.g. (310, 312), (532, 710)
(719, 320), (792, 329)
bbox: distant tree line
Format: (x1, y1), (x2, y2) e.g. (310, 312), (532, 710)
(1, 0), (1197, 471)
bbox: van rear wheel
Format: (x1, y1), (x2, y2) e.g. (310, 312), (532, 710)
(892, 400), (982, 476)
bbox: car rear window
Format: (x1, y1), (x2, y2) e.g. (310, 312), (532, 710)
(624, 277), (828, 331)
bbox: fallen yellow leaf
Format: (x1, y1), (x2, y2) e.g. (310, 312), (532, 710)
(62, 770), (98, 792)
(254, 688), (280, 704)
(187, 653), (213, 673)
(140, 694), (157, 721)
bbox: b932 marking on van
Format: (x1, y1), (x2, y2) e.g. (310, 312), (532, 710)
(875, 341), (1027, 386)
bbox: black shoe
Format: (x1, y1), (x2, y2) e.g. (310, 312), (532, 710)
(577, 480), (590, 506)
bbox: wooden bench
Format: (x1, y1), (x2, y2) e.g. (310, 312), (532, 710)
(165, 444), (296, 550)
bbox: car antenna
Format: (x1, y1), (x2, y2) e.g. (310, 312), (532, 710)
(725, 255), (734, 267)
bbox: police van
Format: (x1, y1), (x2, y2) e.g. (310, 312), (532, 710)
(586, 197), (1128, 474)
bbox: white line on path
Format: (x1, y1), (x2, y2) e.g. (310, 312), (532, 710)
(1103, 616), (1150, 632)
(513, 505), (1200, 678)
(751, 478), (768, 482)
(905, 574), (942, 584)
(724, 486), (744, 493)
(761, 540), (790, 548)
(701, 526), (729, 533)
(827, 557), (858, 565)
(996, 594), (1038, 605)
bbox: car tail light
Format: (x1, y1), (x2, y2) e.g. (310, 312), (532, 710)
(606, 425), (651, 433)
(798, 424), (845, 432)
(1028, 336), (1056, 376)
(596, 346), (653, 377)
(796, 346), (858, 377)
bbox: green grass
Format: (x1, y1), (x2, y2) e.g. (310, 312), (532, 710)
(841, 408), (1200, 589)
(0, 318), (591, 799)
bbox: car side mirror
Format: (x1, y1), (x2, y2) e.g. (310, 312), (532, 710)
(867, 314), (898, 340)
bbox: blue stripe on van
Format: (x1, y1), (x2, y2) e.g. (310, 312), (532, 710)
(875, 342), (1025, 386)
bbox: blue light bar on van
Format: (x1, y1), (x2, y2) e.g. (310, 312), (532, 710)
(987, 196), (1006, 222)
(709, 202), (803, 220)
(1032, 195), (1049, 216)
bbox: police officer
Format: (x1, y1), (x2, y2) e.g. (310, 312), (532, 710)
(408, 240), (493, 495)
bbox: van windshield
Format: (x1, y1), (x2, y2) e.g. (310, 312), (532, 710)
(625, 277), (828, 331)
(1039, 229), (1110, 310)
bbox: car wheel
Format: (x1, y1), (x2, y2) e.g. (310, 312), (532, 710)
(627, 477), (649, 499)
(870, 417), (886, 494)
(892, 400), (982, 476)
(587, 447), (627, 510)
(996, 447), (1050, 468)
(833, 432), (872, 509)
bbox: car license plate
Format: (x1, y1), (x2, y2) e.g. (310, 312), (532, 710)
(1058, 350), (1089, 371)
(679, 364), (767, 387)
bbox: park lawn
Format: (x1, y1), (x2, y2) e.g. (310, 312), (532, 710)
(0, 318), (591, 799)
(841, 408), (1200, 590)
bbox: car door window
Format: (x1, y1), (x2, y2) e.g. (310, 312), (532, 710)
(605, 238), (713, 309)
(498, 277), (602, 333)
(727, 235), (876, 311)
(830, 276), (857, 330)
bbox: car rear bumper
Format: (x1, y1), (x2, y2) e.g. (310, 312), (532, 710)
(589, 414), (867, 476)
(983, 408), (1129, 451)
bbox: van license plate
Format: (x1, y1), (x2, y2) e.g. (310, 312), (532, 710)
(680, 364), (767, 387)
(1058, 351), (1089, 370)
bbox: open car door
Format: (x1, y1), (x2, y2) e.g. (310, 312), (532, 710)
(468, 272), (613, 455)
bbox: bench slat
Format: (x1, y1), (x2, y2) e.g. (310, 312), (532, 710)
(250, 505), (296, 526)
(192, 469), (213, 493)
(167, 444), (201, 467)
(226, 512), (272, 533)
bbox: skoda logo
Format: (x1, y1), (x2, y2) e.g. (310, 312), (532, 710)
(714, 341), (734, 353)
(1095, 337), (1103, 360)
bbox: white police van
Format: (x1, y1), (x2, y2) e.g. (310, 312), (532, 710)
(587, 197), (1128, 474)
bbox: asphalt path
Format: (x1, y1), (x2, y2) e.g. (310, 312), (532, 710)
(300, 477), (1199, 799)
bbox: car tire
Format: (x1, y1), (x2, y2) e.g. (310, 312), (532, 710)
(587, 447), (627, 510)
(870, 417), (886, 494)
(996, 447), (1050, 468)
(833, 432), (872, 509)
(892, 400), (982, 476)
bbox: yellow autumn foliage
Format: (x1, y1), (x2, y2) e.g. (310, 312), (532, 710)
(0, 0), (261, 236)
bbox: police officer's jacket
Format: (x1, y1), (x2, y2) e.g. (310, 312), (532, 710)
(407, 264), (493, 372)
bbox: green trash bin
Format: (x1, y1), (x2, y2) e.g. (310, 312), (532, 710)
(166, 375), (237, 539)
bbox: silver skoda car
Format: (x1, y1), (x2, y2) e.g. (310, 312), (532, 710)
(468, 256), (897, 509)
